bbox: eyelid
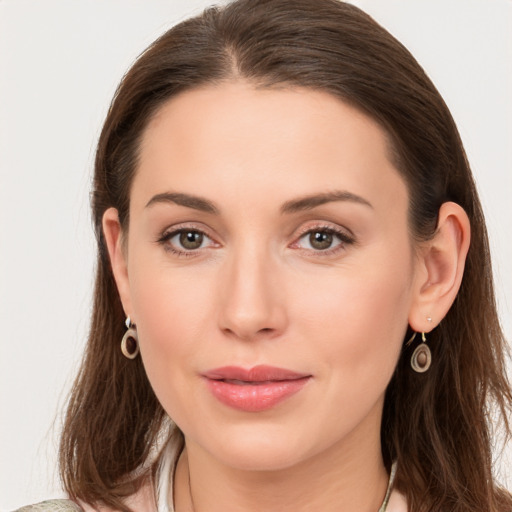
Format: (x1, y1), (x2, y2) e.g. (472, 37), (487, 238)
(160, 218), (217, 234)
(293, 220), (355, 239)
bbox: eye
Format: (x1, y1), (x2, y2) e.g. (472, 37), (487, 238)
(157, 227), (217, 255)
(174, 230), (206, 250)
(294, 226), (354, 253)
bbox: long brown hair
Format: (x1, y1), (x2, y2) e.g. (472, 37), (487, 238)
(59, 1), (512, 510)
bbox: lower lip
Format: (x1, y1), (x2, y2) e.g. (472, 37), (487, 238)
(204, 377), (311, 412)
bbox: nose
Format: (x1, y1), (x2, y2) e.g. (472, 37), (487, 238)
(217, 244), (287, 341)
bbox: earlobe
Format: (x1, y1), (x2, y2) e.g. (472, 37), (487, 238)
(409, 202), (471, 332)
(102, 207), (133, 319)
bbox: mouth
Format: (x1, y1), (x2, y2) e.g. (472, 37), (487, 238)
(219, 379), (291, 385)
(202, 365), (312, 412)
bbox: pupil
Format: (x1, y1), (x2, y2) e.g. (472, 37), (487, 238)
(180, 231), (203, 249)
(310, 231), (332, 250)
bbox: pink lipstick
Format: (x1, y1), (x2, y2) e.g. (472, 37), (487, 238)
(202, 365), (311, 412)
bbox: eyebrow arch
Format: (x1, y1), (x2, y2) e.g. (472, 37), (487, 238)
(145, 192), (219, 214)
(280, 190), (373, 214)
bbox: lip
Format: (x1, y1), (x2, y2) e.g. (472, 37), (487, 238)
(202, 365), (312, 412)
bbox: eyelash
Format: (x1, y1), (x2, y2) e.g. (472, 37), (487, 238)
(156, 223), (355, 258)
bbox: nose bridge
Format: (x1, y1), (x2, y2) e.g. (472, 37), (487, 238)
(218, 238), (286, 340)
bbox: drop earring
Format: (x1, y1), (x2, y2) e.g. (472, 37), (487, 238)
(121, 316), (139, 359)
(406, 331), (431, 373)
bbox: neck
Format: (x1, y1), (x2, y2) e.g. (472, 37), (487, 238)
(173, 414), (389, 512)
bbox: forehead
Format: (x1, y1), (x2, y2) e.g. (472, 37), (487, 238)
(134, 80), (407, 217)
(142, 80), (395, 158)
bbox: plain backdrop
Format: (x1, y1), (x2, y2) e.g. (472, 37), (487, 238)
(1, 0), (511, 510)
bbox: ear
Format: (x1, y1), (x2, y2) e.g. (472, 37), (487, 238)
(102, 207), (134, 321)
(409, 201), (471, 332)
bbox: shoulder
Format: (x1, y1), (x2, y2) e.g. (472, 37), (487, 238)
(12, 484), (156, 512)
(13, 500), (84, 512)
(13, 480), (157, 512)
(79, 480), (157, 512)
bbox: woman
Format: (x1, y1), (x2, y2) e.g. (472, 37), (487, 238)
(16, 0), (511, 511)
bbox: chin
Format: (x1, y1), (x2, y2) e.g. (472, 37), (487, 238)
(193, 420), (319, 472)
(215, 442), (305, 472)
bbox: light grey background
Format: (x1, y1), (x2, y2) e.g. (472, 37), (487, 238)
(1, 0), (511, 509)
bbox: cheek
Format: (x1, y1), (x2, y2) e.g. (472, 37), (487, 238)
(285, 257), (412, 442)
(130, 251), (215, 340)
(293, 251), (413, 380)
(128, 263), (217, 414)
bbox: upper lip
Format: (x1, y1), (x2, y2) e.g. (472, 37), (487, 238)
(202, 365), (310, 382)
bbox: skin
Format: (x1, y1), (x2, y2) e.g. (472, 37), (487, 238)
(103, 81), (470, 512)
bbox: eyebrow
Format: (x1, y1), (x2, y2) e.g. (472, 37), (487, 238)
(280, 190), (373, 214)
(145, 192), (219, 214)
(145, 190), (372, 215)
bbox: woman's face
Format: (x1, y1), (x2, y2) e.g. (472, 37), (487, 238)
(110, 81), (423, 471)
